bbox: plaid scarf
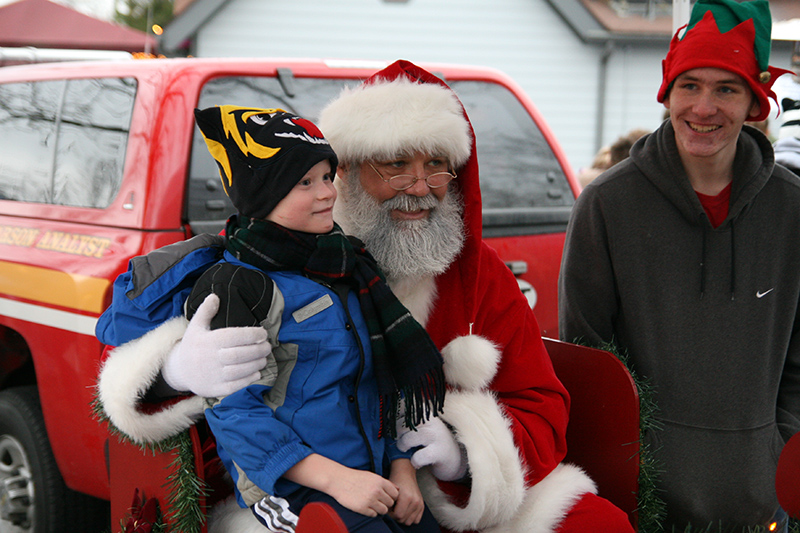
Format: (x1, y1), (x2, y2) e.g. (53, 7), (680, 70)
(225, 215), (445, 438)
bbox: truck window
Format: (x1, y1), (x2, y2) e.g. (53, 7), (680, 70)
(0, 77), (135, 208)
(449, 81), (572, 209)
(187, 75), (573, 235)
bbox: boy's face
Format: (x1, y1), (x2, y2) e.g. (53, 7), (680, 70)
(266, 160), (337, 233)
(665, 67), (761, 164)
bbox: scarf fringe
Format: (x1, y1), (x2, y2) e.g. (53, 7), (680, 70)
(381, 366), (447, 439)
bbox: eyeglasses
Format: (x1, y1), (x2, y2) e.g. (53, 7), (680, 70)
(367, 162), (457, 191)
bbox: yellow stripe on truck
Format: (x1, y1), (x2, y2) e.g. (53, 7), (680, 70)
(0, 261), (109, 314)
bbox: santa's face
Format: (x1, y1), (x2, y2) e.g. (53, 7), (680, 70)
(355, 152), (451, 222)
(335, 161), (464, 283)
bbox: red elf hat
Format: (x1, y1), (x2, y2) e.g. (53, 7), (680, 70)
(657, 0), (792, 122)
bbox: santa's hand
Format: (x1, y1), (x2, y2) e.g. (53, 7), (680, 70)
(162, 294), (270, 397)
(396, 416), (468, 481)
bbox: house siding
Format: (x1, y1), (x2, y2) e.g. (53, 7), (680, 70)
(188, 0), (793, 173)
(602, 43), (669, 149)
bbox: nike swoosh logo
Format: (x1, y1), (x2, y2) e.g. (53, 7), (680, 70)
(756, 288), (774, 298)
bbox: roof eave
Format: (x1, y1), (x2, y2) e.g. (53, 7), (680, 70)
(160, 0), (230, 53)
(545, 0), (670, 45)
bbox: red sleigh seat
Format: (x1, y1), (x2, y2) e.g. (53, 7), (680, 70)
(543, 338), (641, 529)
(108, 339), (640, 532)
(108, 427), (347, 532)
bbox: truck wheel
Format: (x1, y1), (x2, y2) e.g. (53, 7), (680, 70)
(0, 386), (108, 533)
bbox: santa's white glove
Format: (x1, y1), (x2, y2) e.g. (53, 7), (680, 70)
(396, 416), (468, 481)
(162, 294), (270, 398)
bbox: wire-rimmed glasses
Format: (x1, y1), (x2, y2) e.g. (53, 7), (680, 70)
(367, 162), (457, 191)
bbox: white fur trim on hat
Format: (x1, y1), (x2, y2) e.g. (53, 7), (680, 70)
(97, 316), (205, 444)
(441, 334), (500, 390)
(318, 77), (472, 168)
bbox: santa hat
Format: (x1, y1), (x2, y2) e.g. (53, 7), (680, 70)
(194, 106), (337, 220)
(317, 76), (472, 168)
(657, 0), (792, 122)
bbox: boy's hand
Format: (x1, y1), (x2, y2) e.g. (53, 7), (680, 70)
(162, 294), (270, 397)
(326, 468), (399, 517)
(388, 459), (425, 525)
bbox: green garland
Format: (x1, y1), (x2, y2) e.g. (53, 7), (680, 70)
(91, 394), (209, 533)
(580, 341), (799, 533)
(589, 340), (667, 532)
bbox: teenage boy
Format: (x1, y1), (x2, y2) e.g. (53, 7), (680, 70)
(559, 1), (800, 530)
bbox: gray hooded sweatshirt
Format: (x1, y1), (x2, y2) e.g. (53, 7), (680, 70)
(559, 120), (800, 531)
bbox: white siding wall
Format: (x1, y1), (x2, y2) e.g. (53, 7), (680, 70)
(601, 43), (670, 158)
(191, 0), (614, 173)
(191, 0), (798, 172)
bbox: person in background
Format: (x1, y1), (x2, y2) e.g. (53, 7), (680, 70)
(576, 145), (611, 189)
(771, 41), (800, 134)
(773, 95), (800, 176)
(577, 128), (649, 190)
(559, 0), (799, 531)
(607, 128), (650, 169)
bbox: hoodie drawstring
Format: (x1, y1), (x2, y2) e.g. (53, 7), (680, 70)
(698, 213), (737, 300)
(729, 220), (736, 300)
(700, 214), (707, 299)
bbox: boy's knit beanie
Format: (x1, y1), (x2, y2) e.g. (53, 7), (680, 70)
(195, 106), (338, 220)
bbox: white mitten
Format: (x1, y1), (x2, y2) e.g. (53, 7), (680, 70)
(162, 294), (271, 398)
(396, 416), (468, 481)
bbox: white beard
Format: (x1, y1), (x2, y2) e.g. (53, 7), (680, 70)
(335, 171), (465, 285)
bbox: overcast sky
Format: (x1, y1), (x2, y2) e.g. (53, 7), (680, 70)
(0, 0), (115, 20)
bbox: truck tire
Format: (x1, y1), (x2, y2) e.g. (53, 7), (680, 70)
(0, 386), (108, 533)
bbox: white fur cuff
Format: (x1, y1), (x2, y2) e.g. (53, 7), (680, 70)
(485, 463), (597, 533)
(97, 316), (205, 444)
(419, 388), (526, 531)
(207, 496), (264, 533)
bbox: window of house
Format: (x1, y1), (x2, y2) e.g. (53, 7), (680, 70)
(610, 0), (671, 18)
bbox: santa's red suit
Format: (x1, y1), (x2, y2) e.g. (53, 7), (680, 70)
(98, 60), (632, 533)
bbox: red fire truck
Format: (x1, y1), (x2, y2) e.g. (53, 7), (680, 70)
(0, 57), (580, 532)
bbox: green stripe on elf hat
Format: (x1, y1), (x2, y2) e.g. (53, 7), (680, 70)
(657, 0), (793, 122)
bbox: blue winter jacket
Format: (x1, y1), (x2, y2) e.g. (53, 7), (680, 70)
(202, 256), (408, 507)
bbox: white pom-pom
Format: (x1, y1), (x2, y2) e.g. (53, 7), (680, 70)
(441, 335), (501, 390)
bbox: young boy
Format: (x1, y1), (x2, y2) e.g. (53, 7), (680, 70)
(187, 105), (444, 533)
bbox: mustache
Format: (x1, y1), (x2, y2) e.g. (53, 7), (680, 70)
(382, 193), (439, 212)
